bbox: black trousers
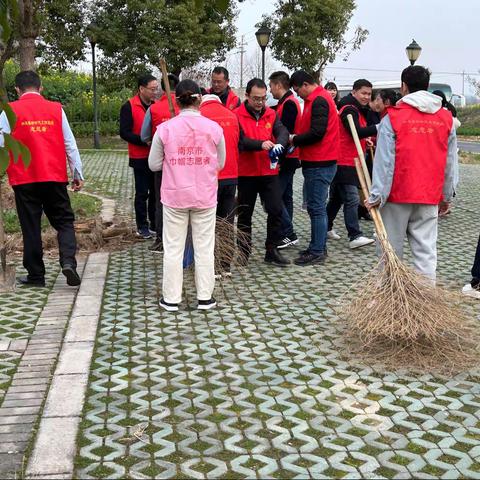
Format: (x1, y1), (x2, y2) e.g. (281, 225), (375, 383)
(131, 161), (155, 230)
(216, 183), (237, 270)
(237, 175), (283, 256)
(154, 171), (163, 238)
(13, 182), (77, 281)
(472, 235), (480, 281)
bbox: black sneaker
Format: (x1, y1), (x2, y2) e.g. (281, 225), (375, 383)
(294, 251), (327, 266)
(136, 227), (152, 239)
(159, 298), (179, 311)
(277, 236), (299, 250)
(264, 247), (290, 267)
(149, 238), (163, 253)
(62, 265), (81, 286)
(198, 298), (217, 310)
(18, 276), (46, 287)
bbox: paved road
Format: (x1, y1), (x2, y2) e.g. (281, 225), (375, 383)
(458, 140), (480, 153)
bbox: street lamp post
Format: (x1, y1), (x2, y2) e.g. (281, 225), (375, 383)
(255, 25), (271, 81)
(406, 39), (422, 66)
(87, 23), (100, 149)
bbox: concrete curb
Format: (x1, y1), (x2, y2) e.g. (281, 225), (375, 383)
(25, 252), (109, 479)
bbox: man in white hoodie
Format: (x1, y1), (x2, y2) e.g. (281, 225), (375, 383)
(366, 66), (458, 280)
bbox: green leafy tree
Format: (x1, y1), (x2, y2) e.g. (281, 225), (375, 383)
(263, 0), (368, 81)
(92, 0), (238, 88)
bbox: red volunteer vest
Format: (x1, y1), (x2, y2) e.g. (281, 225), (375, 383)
(208, 88), (240, 111)
(150, 93), (179, 133)
(387, 103), (453, 204)
(338, 104), (367, 167)
(297, 86), (339, 162)
(128, 95), (151, 159)
(200, 100), (240, 180)
(234, 103), (278, 177)
(7, 93), (67, 186)
(276, 94), (301, 159)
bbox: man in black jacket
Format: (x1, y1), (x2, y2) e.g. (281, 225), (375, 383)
(269, 71), (301, 249)
(326, 79), (376, 249)
(119, 74), (158, 239)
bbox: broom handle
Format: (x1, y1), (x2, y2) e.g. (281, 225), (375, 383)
(159, 58), (176, 118)
(346, 114), (388, 239)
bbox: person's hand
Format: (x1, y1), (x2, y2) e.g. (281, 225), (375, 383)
(438, 200), (451, 216)
(262, 140), (275, 150)
(364, 198), (380, 211)
(72, 179), (84, 192)
(366, 137), (374, 148)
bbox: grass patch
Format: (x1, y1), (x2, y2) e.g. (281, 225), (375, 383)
(4, 191), (101, 234)
(459, 152), (480, 164)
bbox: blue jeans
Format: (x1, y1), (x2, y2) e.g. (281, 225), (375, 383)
(302, 164), (337, 255)
(278, 168), (296, 238)
(327, 181), (363, 240)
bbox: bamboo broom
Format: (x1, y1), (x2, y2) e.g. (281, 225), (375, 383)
(339, 114), (479, 374)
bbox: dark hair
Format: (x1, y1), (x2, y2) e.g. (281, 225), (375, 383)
(401, 65), (430, 93)
(376, 89), (398, 106)
(175, 79), (202, 108)
(269, 71), (290, 90)
(432, 89), (457, 117)
(161, 73), (179, 92)
(353, 79), (373, 91)
(15, 70), (41, 91)
(324, 81), (337, 91)
(200, 87), (208, 96)
(290, 70), (316, 88)
(212, 66), (229, 80)
(245, 78), (267, 94)
(137, 74), (157, 88)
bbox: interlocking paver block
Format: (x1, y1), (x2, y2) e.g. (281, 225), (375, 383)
(63, 153), (480, 479)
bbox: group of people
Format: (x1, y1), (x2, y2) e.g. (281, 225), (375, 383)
(1, 66), (479, 309)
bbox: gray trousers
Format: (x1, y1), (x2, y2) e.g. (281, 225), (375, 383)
(380, 202), (438, 280)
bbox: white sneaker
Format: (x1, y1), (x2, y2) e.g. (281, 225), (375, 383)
(350, 236), (375, 249)
(159, 298), (179, 311)
(462, 283), (480, 299)
(327, 230), (341, 240)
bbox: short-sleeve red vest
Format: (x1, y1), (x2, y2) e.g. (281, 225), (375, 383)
(7, 93), (67, 186)
(387, 103), (453, 205)
(234, 103), (278, 177)
(150, 93), (178, 133)
(275, 94), (301, 159)
(297, 86), (339, 162)
(128, 95), (151, 159)
(337, 104), (367, 167)
(200, 99), (240, 180)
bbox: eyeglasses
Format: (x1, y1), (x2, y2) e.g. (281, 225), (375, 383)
(250, 96), (267, 103)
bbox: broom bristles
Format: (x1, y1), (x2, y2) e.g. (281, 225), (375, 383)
(340, 235), (480, 374)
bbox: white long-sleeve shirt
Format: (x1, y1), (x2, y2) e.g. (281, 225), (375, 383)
(0, 92), (84, 180)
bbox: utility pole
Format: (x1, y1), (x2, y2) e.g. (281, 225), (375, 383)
(462, 70), (465, 96)
(239, 35), (246, 89)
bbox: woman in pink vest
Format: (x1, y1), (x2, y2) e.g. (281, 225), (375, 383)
(148, 80), (225, 311)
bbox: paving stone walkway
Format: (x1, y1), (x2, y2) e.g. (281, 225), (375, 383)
(1, 152), (479, 479)
(70, 153), (479, 479)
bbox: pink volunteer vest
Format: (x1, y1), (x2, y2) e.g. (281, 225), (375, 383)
(158, 113), (223, 209)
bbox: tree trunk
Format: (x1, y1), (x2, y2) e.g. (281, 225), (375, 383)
(19, 37), (36, 70)
(18, 0), (38, 71)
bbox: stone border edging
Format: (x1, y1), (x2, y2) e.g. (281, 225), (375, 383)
(25, 252), (109, 479)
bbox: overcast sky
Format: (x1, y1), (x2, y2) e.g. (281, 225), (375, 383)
(234, 0), (480, 96)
